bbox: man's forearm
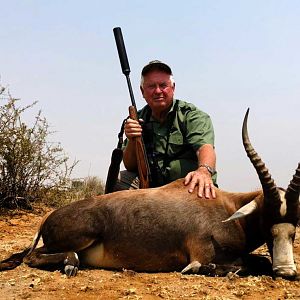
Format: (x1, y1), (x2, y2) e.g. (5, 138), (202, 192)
(184, 143), (217, 198)
(196, 144), (216, 170)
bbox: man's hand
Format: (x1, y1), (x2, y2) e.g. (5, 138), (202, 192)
(184, 168), (216, 199)
(124, 118), (143, 140)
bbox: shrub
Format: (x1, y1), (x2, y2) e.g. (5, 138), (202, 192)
(69, 176), (105, 201)
(0, 85), (77, 209)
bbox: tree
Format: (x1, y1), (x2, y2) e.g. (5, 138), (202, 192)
(0, 85), (77, 209)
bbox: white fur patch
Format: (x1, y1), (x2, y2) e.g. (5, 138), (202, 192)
(74, 252), (79, 261)
(279, 189), (287, 217)
(272, 223), (296, 273)
(81, 243), (120, 268)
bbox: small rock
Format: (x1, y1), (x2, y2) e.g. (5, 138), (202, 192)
(124, 287), (137, 295)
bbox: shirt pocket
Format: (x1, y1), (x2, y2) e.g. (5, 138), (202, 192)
(168, 131), (184, 156)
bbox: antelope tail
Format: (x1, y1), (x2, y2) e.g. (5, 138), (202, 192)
(0, 210), (53, 271)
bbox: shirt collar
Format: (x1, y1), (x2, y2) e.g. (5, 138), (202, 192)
(147, 99), (176, 122)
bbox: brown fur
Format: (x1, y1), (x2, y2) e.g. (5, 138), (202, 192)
(0, 179), (297, 279)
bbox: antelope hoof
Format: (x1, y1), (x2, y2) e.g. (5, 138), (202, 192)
(181, 261), (201, 274)
(64, 252), (79, 277)
(64, 264), (78, 277)
(274, 268), (297, 281)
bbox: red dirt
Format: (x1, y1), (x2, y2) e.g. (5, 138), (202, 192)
(0, 207), (299, 300)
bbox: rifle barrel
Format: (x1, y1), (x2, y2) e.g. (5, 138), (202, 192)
(113, 27), (130, 76)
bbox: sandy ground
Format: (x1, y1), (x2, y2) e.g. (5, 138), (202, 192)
(0, 207), (299, 300)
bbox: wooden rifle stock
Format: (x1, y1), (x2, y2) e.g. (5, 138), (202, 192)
(128, 106), (150, 188)
(113, 27), (150, 188)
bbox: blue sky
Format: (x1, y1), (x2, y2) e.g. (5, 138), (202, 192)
(1, 0), (299, 191)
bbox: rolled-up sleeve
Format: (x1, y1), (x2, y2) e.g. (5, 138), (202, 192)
(185, 109), (215, 151)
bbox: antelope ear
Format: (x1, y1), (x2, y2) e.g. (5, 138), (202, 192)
(222, 200), (258, 223)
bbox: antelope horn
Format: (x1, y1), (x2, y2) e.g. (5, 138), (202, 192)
(286, 163), (300, 196)
(242, 108), (281, 204)
(285, 163), (300, 223)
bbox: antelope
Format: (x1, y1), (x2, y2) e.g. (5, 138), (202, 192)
(0, 109), (299, 279)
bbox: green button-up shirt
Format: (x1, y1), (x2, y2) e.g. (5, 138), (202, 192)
(125, 99), (217, 185)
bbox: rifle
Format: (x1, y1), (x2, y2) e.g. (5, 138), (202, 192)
(113, 27), (150, 189)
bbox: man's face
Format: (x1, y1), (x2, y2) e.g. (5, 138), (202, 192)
(140, 70), (175, 114)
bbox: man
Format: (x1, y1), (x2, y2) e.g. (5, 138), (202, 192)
(117, 60), (217, 199)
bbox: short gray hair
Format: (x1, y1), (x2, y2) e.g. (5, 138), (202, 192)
(140, 75), (175, 88)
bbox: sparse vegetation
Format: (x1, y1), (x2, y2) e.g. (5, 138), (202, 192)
(39, 176), (105, 208)
(70, 176), (105, 200)
(0, 85), (79, 209)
